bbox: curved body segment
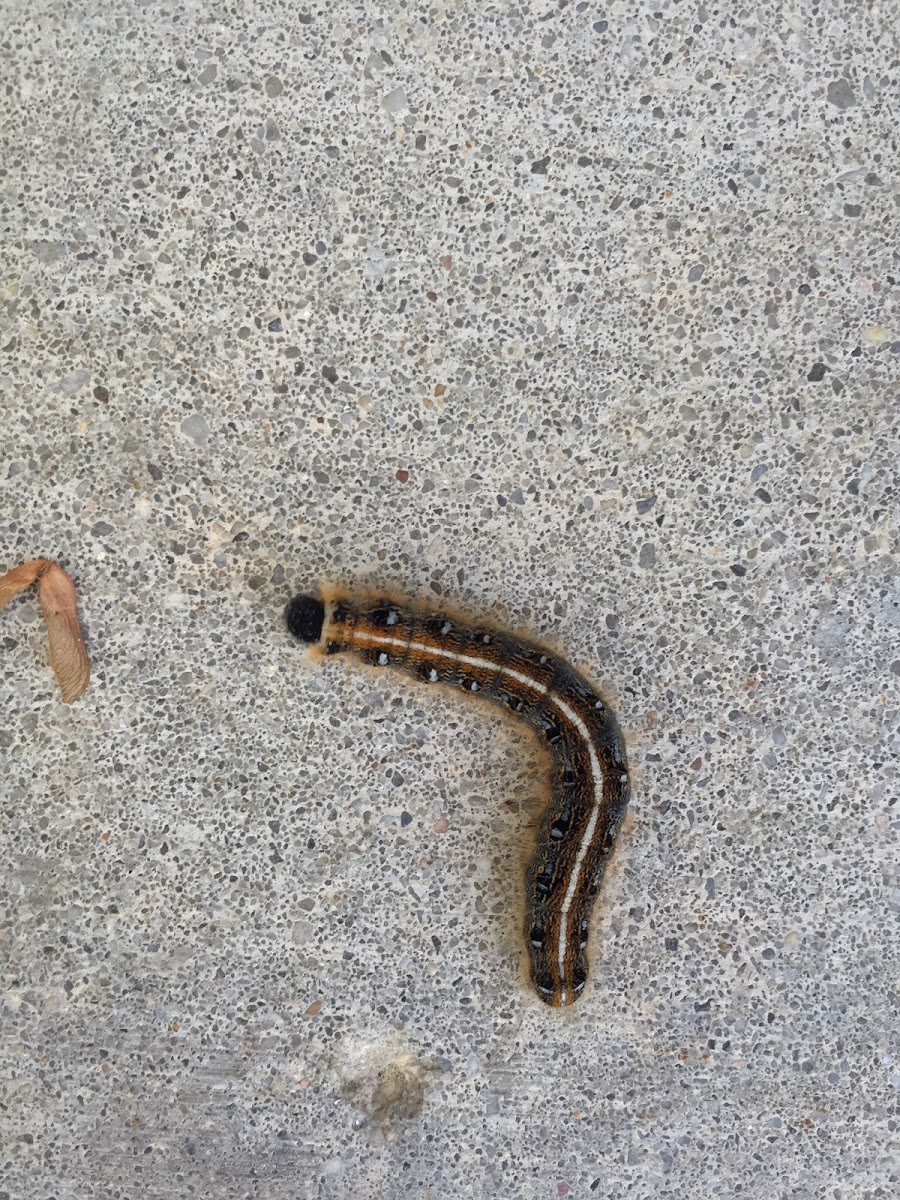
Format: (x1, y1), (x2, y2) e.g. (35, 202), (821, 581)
(286, 590), (630, 1007)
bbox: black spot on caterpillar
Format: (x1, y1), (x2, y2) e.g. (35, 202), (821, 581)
(285, 588), (630, 1007)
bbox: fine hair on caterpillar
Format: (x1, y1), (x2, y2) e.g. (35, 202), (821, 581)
(285, 586), (631, 1008)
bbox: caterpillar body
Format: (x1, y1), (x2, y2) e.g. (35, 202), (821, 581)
(285, 589), (630, 1008)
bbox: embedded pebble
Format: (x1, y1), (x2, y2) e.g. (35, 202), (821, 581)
(180, 414), (210, 445)
(826, 78), (857, 110)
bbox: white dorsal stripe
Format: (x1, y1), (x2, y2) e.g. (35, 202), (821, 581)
(339, 623), (608, 1005)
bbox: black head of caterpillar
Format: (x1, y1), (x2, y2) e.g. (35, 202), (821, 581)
(285, 588), (630, 1008)
(286, 594), (326, 643)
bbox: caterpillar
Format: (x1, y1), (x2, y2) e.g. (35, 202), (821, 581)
(285, 588), (630, 1008)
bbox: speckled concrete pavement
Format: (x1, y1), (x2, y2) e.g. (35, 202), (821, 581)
(1, 3), (897, 1198)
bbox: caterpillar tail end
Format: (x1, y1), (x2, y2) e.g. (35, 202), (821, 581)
(285, 594), (325, 644)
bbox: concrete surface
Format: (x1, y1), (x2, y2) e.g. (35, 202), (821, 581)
(1, 2), (897, 1198)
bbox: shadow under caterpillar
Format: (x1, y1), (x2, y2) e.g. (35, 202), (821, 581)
(285, 588), (630, 1007)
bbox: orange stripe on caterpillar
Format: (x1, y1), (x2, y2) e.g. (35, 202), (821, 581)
(285, 590), (630, 1008)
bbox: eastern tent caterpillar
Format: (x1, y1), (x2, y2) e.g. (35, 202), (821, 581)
(285, 589), (630, 1008)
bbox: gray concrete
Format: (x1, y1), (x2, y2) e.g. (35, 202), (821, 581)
(1, 2), (897, 1197)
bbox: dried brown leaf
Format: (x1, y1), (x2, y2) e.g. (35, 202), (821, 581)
(38, 562), (91, 703)
(0, 558), (50, 608)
